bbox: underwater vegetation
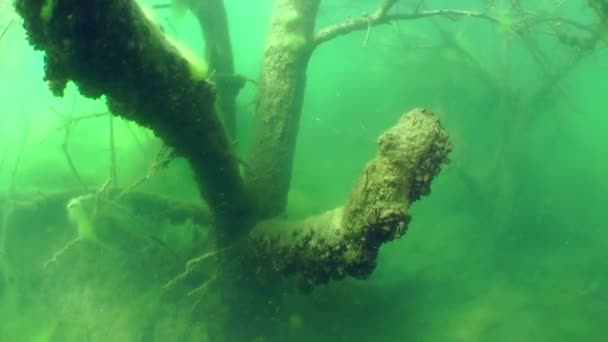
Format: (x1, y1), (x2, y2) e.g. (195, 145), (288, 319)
(1, 0), (608, 341)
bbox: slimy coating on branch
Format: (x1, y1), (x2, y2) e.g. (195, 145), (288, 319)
(248, 108), (452, 291)
(15, 0), (250, 231)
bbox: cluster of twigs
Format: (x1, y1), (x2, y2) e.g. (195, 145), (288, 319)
(38, 98), (181, 266)
(40, 94), (178, 198)
(313, 0), (603, 50)
(41, 96), (108, 191)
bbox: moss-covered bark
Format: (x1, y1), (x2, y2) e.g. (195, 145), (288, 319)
(246, 0), (320, 219)
(248, 109), (452, 291)
(14, 0), (250, 232)
(13, 1), (453, 338)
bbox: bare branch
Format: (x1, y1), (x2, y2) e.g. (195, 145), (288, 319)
(0, 14), (14, 44)
(313, 6), (496, 47)
(313, 4), (594, 48)
(162, 247), (229, 295)
(41, 97), (109, 192)
(61, 140), (88, 192)
(114, 145), (175, 200)
(43, 237), (81, 268)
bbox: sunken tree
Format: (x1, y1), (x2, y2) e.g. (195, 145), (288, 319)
(8, 0), (603, 340)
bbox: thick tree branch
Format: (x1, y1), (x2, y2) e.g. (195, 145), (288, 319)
(186, 0), (241, 140)
(14, 0), (251, 233)
(247, 108), (451, 291)
(246, 0), (321, 219)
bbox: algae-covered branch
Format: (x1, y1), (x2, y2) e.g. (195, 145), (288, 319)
(248, 109), (451, 291)
(14, 0), (251, 232)
(13, 0), (452, 291)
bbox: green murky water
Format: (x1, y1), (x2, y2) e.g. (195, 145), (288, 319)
(1, 1), (607, 341)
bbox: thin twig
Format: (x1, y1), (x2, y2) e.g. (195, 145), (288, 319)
(377, 0), (399, 17)
(188, 273), (219, 312)
(0, 15), (14, 44)
(162, 246), (230, 293)
(43, 237), (81, 268)
(109, 115), (118, 187)
(113, 145), (175, 200)
(0, 140), (11, 172)
(41, 96), (109, 192)
(187, 274), (216, 297)
(363, 16), (372, 47)
(164, 17), (179, 37)
(414, 0), (426, 14)
(62, 141), (88, 192)
(9, 110), (29, 199)
(39, 111), (109, 144)
(516, 31), (584, 112)
(426, 17), (500, 93)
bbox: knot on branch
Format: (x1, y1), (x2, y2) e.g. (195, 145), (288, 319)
(408, 117), (452, 201)
(361, 207), (411, 245)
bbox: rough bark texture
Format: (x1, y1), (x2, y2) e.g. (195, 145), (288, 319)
(248, 108), (452, 291)
(188, 0), (242, 139)
(246, 0), (321, 219)
(14, 0), (250, 232)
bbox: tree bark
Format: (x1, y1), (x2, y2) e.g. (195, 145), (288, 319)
(187, 0), (242, 140)
(13, 1), (454, 340)
(248, 108), (452, 291)
(246, 0), (321, 219)
(14, 0), (251, 234)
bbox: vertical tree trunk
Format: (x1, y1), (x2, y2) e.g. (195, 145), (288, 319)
(215, 2), (323, 340)
(246, 0), (321, 219)
(189, 0), (241, 140)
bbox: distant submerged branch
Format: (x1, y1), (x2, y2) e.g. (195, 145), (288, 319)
(0, 15), (14, 43)
(313, 1), (596, 49)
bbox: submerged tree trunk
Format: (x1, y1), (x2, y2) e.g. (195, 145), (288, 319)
(14, 0), (452, 340)
(14, 0), (252, 235)
(188, 0), (242, 140)
(246, 0), (321, 219)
